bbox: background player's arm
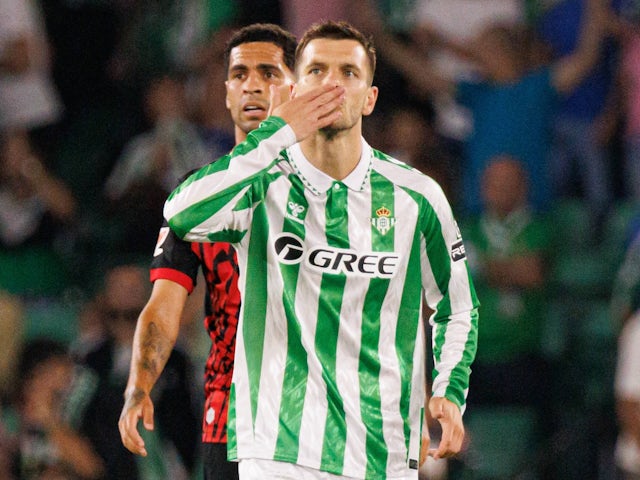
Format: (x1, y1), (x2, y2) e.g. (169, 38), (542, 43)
(119, 279), (187, 456)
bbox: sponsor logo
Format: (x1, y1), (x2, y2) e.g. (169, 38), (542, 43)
(286, 201), (306, 224)
(288, 201), (305, 217)
(275, 234), (305, 263)
(153, 227), (170, 257)
(274, 233), (400, 278)
(409, 459), (418, 470)
(451, 239), (466, 262)
(370, 206), (397, 236)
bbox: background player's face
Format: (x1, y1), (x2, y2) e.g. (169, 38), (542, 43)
(294, 38), (378, 135)
(226, 42), (294, 137)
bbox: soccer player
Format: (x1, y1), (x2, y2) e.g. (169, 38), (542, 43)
(164, 20), (479, 480)
(118, 23), (297, 480)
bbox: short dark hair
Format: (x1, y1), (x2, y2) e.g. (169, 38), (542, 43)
(224, 23), (297, 72)
(296, 21), (377, 83)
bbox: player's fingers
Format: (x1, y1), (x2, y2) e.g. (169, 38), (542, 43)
(432, 418), (464, 459)
(293, 84), (345, 120)
(306, 87), (345, 129)
(119, 412), (147, 456)
(142, 403), (155, 431)
(296, 83), (343, 103)
(267, 84), (282, 117)
(279, 84), (293, 105)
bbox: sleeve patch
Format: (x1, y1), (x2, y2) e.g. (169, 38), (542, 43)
(451, 240), (466, 262)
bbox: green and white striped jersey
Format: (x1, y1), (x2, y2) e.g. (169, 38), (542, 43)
(165, 117), (479, 479)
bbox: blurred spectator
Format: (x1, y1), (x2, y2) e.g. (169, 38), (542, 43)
(0, 291), (24, 402)
(614, 308), (640, 479)
(611, 211), (640, 327)
(0, 132), (77, 296)
(68, 298), (108, 363)
(0, 0), (63, 163)
(109, 0), (238, 89)
(40, 0), (123, 115)
(610, 147), (640, 480)
(185, 26), (237, 161)
(536, 0), (621, 229)
(13, 338), (105, 480)
(0, 402), (15, 480)
(356, 0), (609, 214)
(407, 0), (524, 142)
(459, 155), (554, 478)
(607, 4), (640, 201)
(71, 265), (199, 480)
(281, 0), (349, 37)
(103, 74), (211, 258)
(378, 102), (458, 202)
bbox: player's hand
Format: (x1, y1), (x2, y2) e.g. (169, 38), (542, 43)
(118, 388), (155, 456)
(428, 396), (464, 459)
(268, 83), (345, 141)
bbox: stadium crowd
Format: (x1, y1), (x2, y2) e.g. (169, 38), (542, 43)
(1, 0), (639, 479)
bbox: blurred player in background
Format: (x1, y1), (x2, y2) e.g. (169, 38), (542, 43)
(119, 23), (297, 480)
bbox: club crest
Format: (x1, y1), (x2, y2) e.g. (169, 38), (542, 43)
(371, 206), (396, 235)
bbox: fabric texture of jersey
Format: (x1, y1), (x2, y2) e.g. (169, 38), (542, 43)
(150, 224), (240, 443)
(164, 117), (479, 479)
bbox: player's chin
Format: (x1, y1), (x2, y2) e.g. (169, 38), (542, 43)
(244, 110), (268, 123)
(242, 118), (265, 133)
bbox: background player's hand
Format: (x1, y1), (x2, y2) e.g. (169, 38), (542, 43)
(119, 388), (155, 456)
(268, 83), (345, 141)
(428, 396), (464, 459)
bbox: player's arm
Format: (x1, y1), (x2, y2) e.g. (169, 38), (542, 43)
(118, 279), (186, 456)
(420, 181), (479, 459)
(164, 84), (346, 242)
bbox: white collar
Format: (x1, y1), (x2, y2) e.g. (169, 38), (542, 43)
(286, 138), (372, 195)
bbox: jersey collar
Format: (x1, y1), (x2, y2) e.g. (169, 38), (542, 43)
(287, 138), (372, 195)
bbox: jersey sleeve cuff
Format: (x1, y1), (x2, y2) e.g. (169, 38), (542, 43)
(150, 268), (195, 294)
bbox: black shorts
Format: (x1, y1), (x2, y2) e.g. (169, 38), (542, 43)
(203, 442), (239, 480)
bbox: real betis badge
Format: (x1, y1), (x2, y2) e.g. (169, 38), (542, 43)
(371, 206), (396, 235)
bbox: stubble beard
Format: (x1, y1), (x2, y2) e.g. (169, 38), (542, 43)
(319, 125), (343, 141)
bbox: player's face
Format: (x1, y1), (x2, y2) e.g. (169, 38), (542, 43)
(294, 38), (378, 136)
(226, 42), (294, 138)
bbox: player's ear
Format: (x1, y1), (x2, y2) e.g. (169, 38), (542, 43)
(225, 81), (231, 110)
(362, 86), (378, 117)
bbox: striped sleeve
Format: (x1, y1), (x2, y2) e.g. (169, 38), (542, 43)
(164, 117), (297, 242)
(419, 177), (479, 412)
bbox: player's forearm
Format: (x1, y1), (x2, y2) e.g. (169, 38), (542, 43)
(126, 304), (180, 395)
(164, 117), (296, 241)
(431, 307), (479, 412)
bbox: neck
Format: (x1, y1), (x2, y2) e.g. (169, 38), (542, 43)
(299, 126), (363, 180)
